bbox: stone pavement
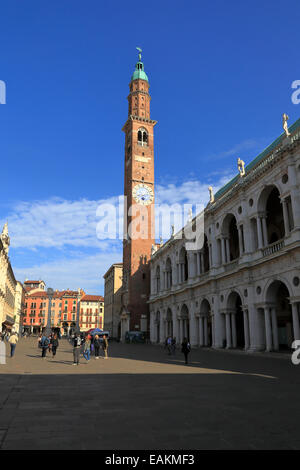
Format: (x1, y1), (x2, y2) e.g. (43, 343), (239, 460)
(0, 337), (299, 450)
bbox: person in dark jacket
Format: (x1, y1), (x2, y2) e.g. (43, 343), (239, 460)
(51, 334), (59, 358)
(94, 335), (101, 359)
(40, 335), (50, 359)
(171, 337), (176, 355)
(181, 337), (191, 364)
(73, 333), (81, 365)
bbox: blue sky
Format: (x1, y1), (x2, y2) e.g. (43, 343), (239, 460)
(0, 0), (299, 293)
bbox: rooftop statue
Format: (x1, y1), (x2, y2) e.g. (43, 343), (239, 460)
(238, 157), (245, 176)
(208, 186), (214, 204)
(136, 47), (142, 62)
(283, 113), (291, 137)
(1, 222), (10, 254)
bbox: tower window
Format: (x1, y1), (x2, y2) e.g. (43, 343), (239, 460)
(138, 128), (148, 146)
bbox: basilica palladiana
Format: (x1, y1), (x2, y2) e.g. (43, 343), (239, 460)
(148, 118), (300, 353)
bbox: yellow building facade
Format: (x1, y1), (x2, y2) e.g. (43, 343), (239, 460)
(103, 263), (123, 339)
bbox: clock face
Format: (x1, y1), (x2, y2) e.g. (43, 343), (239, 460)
(133, 184), (154, 205)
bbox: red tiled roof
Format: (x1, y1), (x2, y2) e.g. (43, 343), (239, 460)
(24, 280), (43, 284)
(25, 289), (86, 299)
(25, 291), (48, 298)
(81, 295), (104, 302)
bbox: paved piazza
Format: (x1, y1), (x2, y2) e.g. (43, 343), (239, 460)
(0, 337), (299, 450)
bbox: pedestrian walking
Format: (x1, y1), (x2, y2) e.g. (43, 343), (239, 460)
(181, 337), (191, 364)
(9, 332), (18, 358)
(166, 336), (172, 355)
(171, 337), (176, 355)
(83, 335), (91, 362)
(48, 334), (52, 353)
(51, 334), (59, 358)
(102, 334), (109, 359)
(73, 333), (82, 365)
(94, 335), (101, 359)
(40, 334), (50, 359)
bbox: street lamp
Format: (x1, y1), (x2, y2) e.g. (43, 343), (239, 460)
(76, 288), (81, 334)
(44, 288), (54, 336)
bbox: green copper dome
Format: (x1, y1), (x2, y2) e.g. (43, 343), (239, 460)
(131, 49), (148, 82)
(131, 60), (148, 82)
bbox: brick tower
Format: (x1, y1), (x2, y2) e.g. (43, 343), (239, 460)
(120, 49), (157, 336)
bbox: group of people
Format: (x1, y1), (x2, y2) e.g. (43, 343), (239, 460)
(0, 331), (19, 358)
(36, 331), (109, 365)
(72, 332), (109, 365)
(165, 336), (191, 364)
(38, 333), (59, 358)
(165, 336), (177, 355)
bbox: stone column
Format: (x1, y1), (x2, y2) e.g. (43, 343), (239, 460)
(225, 238), (230, 263)
(200, 252), (205, 273)
(221, 238), (226, 265)
(231, 313), (237, 348)
(264, 307), (273, 352)
(262, 217), (268, 247)
(150, 271), (155, 295)
(204, 316), (208, 346)
(196, 252), (201, 276)
(173, 311), (179, 343)
(179, 319), (183, 344)
(243, 309), (250, 350)
(291, 303), (300, 341)
(199, 317), (204, 346)
(290, 188), (300, 229)
(191, 253), (197, 278)
(225, 313), (232, 348)
(211, 315), (215, 347)
(257, 217), (263, 249)
(281, 198), (290, 236)
(238, 226), (244, 255)
(270, 307), (279, 351)
(189, 313), (198, 347)
(150, 312), (155, 343)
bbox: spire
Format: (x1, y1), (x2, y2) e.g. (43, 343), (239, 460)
(2, 221), (8, 236)
(131, 47), (149, 82)
(1, 221), (10, 254)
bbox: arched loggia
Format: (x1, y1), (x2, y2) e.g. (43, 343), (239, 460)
(226, 291), (244, 348)
(264, 280), (293, 351)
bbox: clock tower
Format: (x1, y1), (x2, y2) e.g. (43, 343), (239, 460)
(120, 49), (157, 336)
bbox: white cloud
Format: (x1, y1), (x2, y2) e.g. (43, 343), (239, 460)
(2, 196), (120, 249)
(4, 170), (236, 291)
(14, 251), (122, 294)
(2, 171), (235, 251)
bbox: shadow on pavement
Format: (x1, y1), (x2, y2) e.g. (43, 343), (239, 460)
(0, 371), (299, 450)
